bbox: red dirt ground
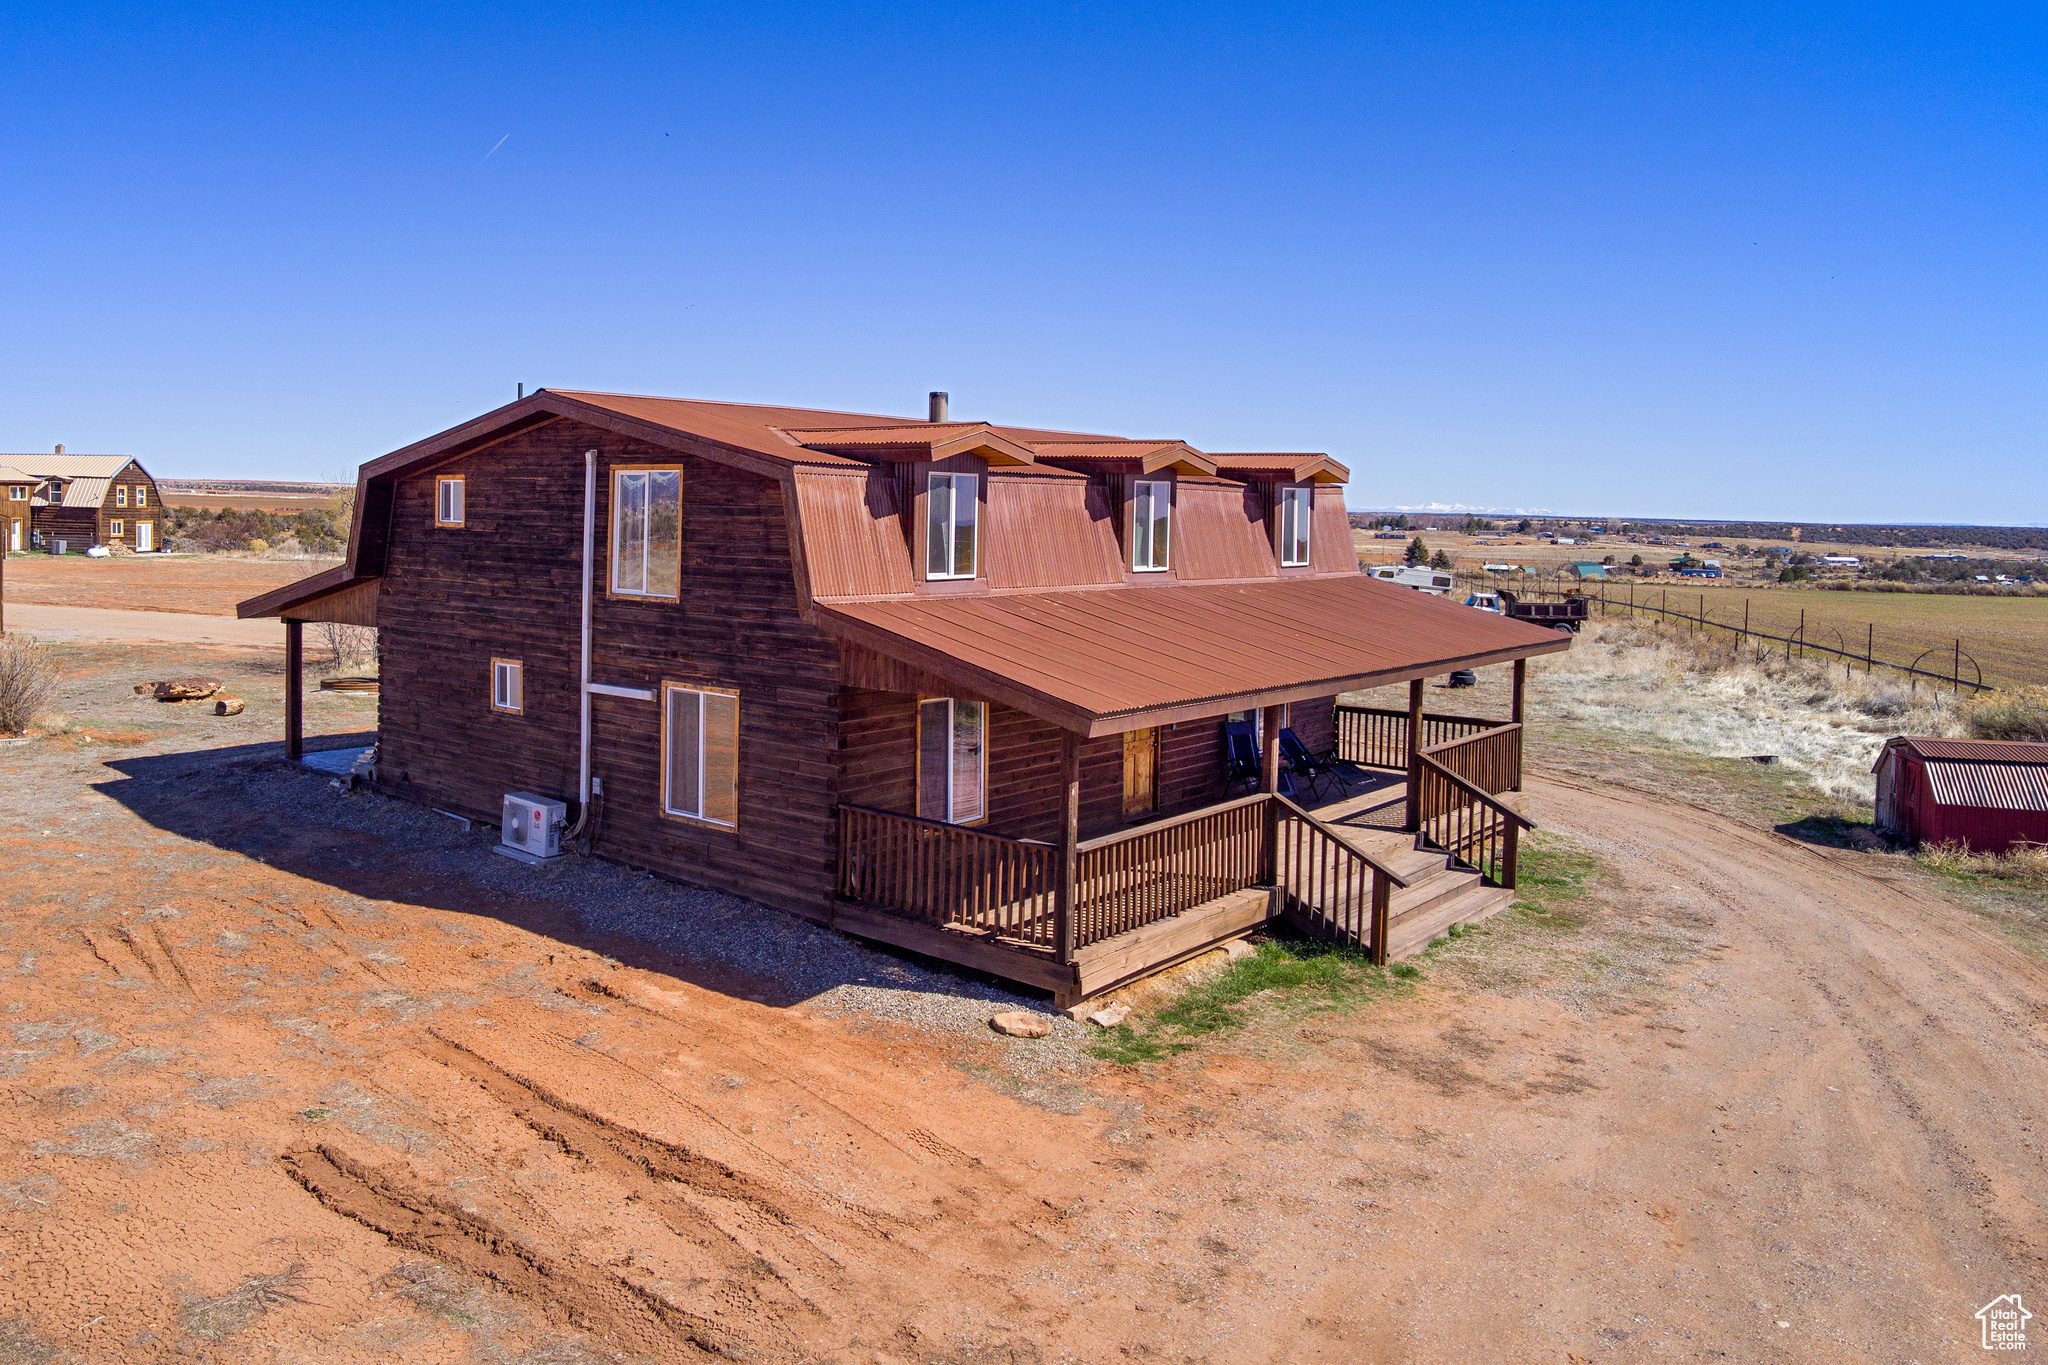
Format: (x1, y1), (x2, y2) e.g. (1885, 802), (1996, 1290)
(1, 641), (2043, 1362)
(2, 554), (337, 617)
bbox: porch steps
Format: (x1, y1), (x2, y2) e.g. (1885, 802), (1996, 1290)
(1385, 882), (1515, 962)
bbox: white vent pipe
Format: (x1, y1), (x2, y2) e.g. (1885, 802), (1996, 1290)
(566, 449), (596, 840)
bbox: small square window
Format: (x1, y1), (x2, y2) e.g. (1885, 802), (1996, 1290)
(134, 486), (147, 507)
(109, 520), (124, 537)
(9, 487), (24, 501)
(491, 658), (522, 714)
(115, 486), (128, 507)
(436, 476), (465, 527)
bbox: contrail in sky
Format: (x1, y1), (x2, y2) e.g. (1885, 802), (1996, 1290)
(480, 134), (510, 165)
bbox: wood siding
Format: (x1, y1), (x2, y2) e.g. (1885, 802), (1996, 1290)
(373, 419), (844, 919)
(29, 463), (163, 551)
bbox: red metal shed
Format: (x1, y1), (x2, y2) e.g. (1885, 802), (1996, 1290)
(1873, 737), (2048, 854)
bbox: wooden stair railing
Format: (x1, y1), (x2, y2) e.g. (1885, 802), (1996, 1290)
(1270, 794), (1412, 966)
(1412, 753), (1537, 889)
(1334, 705), (1508, 770)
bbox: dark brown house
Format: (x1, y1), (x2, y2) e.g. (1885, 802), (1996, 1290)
(241, 390), (1569, 1006)
(1, 450), (165, 553)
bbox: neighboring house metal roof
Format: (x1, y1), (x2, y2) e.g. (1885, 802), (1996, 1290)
(1921, 760), (2048, 812)
(817, 573), (1569, 735)
(57, 477), (111, 509)
(0, 465), (34, 483)
(0, 454), (138, 480)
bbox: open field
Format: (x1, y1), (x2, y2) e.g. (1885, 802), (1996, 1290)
(1, 626), (2044, 1360)
(2, 552), (338, 616)
(1585, 582), (2048, 690)
(159, 493), (345, 512)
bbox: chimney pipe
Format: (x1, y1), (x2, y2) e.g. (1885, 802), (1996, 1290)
(54, 444), (64, 455)
(928, 391), (948, 423)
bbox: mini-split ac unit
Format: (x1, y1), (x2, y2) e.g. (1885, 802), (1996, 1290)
(499, 792), (565, 862)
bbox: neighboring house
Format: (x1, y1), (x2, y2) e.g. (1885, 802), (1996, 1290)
(0, 449), (165, 552)
(240, 390), (1569, 1005)
(1874, 737), (2048, 854)
(0, 466), (34, 553)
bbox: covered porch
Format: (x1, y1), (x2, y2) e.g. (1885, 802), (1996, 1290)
(816, 576), (1566, 1008)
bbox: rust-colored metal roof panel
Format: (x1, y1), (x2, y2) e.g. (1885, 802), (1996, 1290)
(1172, 479), (1276, 581)
(792, 469), (915, 600)
(1211, 452), (1351, 483)
(982, 474), (1124, 591)
(816, 574), (1571, 735)
(1922, 759), (2048, 811)
(1893, 737), (2048, 764)
(1309, 484), (1356, 574)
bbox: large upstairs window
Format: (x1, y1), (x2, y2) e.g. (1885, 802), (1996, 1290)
(917, 697), (985, 823)
(926, 473), (977, 579)
(612, 467), (682, 598)
(1279, 486), (1313, 566)
(1132, 479), (1171, 571)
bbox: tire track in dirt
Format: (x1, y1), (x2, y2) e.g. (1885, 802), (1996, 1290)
(279, 1142), (744, 1360)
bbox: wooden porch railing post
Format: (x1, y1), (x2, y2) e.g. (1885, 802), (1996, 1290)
(1510, 659), (1526, 793)
(1404, 678), (1424, 832)
(284, 617), (304, 761)
(1055, 729), (1081, 965)
(1259, 704), (1284, 883)
(1370, 868), (1390, 967)
(1502, 819), (1520, 891)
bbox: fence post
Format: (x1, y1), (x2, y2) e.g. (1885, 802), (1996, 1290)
(1260, 704), (1285, 882)
(1867, 623), (1874, 675)
(1954, 639), (1961, 695)
(1055, 730), (1080, 965)
(284, 618), (304, 761)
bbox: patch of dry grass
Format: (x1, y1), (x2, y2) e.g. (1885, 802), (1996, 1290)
(1530, 621), (1960, 802)
(1963, 685), (2048, 742)
(0, 634), (59, 735)
(1915, 841), (2048, 890)
(180, 1263), (311, 1341)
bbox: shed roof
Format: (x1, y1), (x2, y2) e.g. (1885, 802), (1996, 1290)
(1923, 761), (2048, 812)
(817, 573), (1569, 735)
(1886, 737), (2048, 764)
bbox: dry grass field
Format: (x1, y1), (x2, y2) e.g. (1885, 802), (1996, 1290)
(2, 553), (339, 616)
(1583, 582), (2048, 690)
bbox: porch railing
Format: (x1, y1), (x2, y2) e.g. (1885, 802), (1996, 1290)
(1412, 727), (1535, 888)
(1334, 705), (1505, 769)
(837, 804), (1058, 950)
(1273, 795), (1410, 965)
(1071, 795), (1267, 950)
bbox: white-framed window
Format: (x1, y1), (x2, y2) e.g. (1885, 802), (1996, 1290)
(491, 658), (523, 714)
(115, 486), (128, 507)
(917, 697), (986, 824)
(662, 683), (739, 826)
(1132, 479), (1171, 571)
(109, 520), (124, 537)
(1279, 486), (1313, 567)
(612, 467), (683, 598)
(134, 485), (147, 507)
(436, 475), (465, 527)
(925, 473), (978, 579)
(9, 486), (24, 500)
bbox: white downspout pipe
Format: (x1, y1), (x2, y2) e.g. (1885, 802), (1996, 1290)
(567, 449), (596, 840)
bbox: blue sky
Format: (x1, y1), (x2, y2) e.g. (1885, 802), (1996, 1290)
(3, 2), (2042, 522)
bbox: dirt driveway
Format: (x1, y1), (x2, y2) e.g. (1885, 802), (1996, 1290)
(1, 644), (2042, 1362)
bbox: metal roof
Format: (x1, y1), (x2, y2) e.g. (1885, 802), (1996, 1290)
(0, 454), (138, 479)
(1923, 760), (2048, 812)
(59, 477), (111, 509)
(1886, 737), (2048, 764)
(818, 573), (1570, 735)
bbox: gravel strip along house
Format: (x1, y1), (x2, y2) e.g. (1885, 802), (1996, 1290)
(239, 389), (1568, 1006)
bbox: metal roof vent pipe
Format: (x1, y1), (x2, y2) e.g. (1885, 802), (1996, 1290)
(928, 391), (948, 423)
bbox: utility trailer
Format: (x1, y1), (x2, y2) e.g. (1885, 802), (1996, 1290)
(1497, 588), (1587, 632)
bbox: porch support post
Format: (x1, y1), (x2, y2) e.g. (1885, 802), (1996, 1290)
(1510, 658), (1526, 793)
(1403, 677), (1424, 832)
(1054, 729), (1081, 966)
(284, 617), (304, 761)
(1259, 703), (1285, 883)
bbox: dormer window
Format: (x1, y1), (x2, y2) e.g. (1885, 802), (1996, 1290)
(1279, 486), (1313, 567)
(1132, 479), (1171, 572)
(926, 473), (977, 579)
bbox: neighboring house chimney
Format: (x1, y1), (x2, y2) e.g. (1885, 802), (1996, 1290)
(928, 392), (948, 423)
(54, 444), (64, 455)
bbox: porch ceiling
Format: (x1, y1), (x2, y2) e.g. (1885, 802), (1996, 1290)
(817, 574), (1572, 736)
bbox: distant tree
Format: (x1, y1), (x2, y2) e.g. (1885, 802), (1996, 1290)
(1515, 518), (1533, 534)
(1392, 513), (1410, 530)
(1629, 553), (1644, 566)
(1601, 554), (1617, 565)
(1405, 536), (1429, 566)
(1428, 549), (1453, 570)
